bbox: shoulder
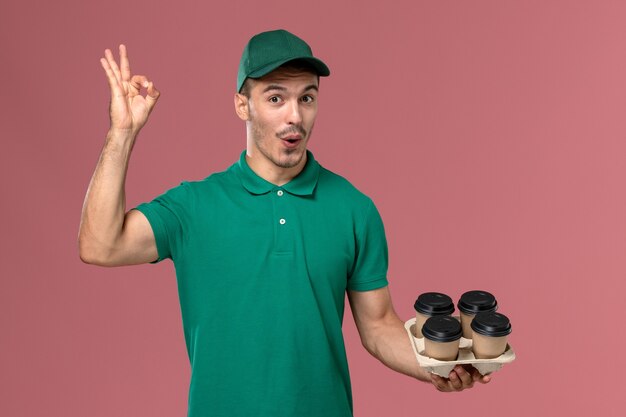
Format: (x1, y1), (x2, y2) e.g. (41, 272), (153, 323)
(142, 162), (239, 211)
(317, 165), (374, 207)
(168, 162), (239, 194)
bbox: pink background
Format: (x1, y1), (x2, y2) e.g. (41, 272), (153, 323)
(1, 0), (625, 415)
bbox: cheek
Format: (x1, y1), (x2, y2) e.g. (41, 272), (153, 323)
(251, 106), (278, 125)
(250, 113), (275, 140)
(304, 109), (317, 127)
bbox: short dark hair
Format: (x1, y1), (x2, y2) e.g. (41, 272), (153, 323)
(239, 60), (320, 98)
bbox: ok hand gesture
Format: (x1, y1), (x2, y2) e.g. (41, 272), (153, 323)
(100, 45), (160, 135)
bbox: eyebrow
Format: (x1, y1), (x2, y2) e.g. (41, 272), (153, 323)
(262, 84), (319, 94)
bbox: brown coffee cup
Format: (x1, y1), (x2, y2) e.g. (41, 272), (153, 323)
(413, 292), (455, 338)
(471, 312), (512, 359)
(457, 290), (498, 339)
(422, 316), (463, 361)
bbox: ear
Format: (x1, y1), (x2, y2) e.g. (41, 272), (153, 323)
(234, 93), (250, 121)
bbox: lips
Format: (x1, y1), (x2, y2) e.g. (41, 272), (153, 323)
(279, 133), (303, 148)
(281, 138), (301, 148)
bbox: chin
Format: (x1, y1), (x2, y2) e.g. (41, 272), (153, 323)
(276, 150), (306, 169)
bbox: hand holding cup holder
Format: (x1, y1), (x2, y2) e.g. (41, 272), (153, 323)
(409, 291), (515, 377)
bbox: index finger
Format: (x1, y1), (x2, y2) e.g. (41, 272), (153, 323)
(452, 366), (473, 388)
(119, 44), (131, 82)
(463, 365), (491, 384)
(100, 56), (123, 96)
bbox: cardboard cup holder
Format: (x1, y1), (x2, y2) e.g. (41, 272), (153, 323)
(405, 317), (516, 377)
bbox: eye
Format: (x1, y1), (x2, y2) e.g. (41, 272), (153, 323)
(269, 96), (282, 103)
(301, 95), (315, 103)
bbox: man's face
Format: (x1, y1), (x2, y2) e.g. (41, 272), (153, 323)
(240, 68), (319, 171)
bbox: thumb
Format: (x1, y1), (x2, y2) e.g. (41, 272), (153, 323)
(145, 81), (160, 111)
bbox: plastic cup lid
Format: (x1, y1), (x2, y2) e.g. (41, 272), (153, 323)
(471, 312), (512, 337)
(422, 316), (463, 342)
(458, 290), (498, 314)
(414, 292), (455, 316)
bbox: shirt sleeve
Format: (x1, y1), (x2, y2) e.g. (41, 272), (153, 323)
(347, 198), (389, 291)
(133, 181), (191, 263)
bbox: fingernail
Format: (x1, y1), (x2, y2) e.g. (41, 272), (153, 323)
(143, 82), (149, 88)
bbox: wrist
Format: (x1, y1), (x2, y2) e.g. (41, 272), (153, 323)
(415, 365), (434, 383)
(108, 126), (136, 136)
(106, 127), (138, 144)
(104, 128), (138, 159)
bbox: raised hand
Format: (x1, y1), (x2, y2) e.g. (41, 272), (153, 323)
(100, 45), (160, 135)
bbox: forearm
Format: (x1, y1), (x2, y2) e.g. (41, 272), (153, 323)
(78, 129), (136, 263)
(361, 313), (432, 383)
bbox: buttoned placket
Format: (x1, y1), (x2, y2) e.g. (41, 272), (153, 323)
(272, 187), (292, 254)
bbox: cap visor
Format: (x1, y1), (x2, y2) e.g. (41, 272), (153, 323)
(248, 56), (330, 79)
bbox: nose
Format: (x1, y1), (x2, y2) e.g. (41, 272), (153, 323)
(286, 99), (302, 125)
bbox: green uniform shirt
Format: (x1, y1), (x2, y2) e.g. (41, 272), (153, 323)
(135, 150), (388, 417)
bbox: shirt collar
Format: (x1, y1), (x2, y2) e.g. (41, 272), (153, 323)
(237, 150), (320, 196)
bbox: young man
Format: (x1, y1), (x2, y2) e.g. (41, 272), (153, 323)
(79, 29), (490, 417)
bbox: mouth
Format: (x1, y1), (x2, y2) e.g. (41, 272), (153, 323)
(280, 135), (303, 148)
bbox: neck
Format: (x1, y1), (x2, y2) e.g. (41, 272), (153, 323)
(245, 150), (308, 186)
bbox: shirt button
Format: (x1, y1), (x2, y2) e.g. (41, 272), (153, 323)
(277, 190), (284, 196)
(279, 218), (286, 225)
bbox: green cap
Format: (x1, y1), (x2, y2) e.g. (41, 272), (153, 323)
(237, 29), (330, 92)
